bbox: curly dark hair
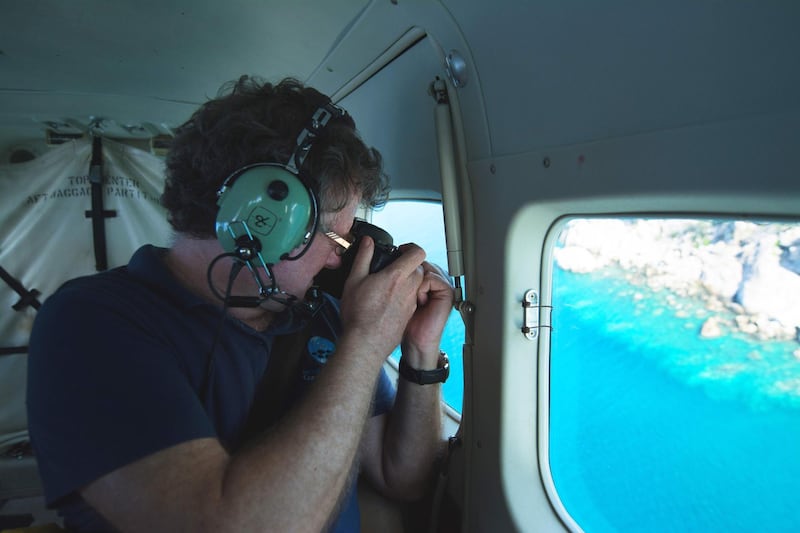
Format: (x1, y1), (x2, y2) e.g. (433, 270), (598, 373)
(161, 76), (390, 237)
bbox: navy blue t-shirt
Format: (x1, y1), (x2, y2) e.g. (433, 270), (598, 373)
(27, 245), (395, 532)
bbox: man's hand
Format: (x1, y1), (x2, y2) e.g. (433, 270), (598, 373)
(400, 259), (455, 368)
(339, 237), (426, 361)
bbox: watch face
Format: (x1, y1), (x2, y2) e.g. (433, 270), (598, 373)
(440, 354), (450, 382)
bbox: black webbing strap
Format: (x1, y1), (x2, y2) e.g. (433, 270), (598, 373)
(0, 346), (28, 357)
(84, 136), (117, 271)
(0, 514), (35, 529)
(0, 264), (40, 357)
(239, 321), (314, 442)
(0, 264), (41, 311)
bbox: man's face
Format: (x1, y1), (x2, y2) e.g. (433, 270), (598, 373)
(268, 192), (360, 303)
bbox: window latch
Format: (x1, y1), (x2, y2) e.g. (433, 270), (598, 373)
(522, 289), (551, 340)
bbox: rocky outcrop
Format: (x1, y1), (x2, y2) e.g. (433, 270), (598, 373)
(780, 238), (800, 275)
(554, 219), (800, 343)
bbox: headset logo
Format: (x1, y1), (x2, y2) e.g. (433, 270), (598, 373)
(246, 206), (277, 236)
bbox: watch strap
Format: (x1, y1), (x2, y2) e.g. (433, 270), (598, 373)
(398, 351), (450, 385)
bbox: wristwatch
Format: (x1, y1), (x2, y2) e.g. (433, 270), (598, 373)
(398, 351), (450, 385)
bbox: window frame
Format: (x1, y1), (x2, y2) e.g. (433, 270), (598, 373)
(533, 209), (800, 532)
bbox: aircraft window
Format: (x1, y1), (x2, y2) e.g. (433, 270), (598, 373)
(371, 200), (465, 414)
(547, 217), (800, 532)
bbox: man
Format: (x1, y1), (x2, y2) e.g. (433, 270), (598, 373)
(27, 76), (453, 532)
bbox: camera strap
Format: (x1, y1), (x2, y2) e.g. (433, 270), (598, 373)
(239, 321), (314, 441)
(239, 290), (328, 441)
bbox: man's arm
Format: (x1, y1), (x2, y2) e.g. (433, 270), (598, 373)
(359, 376), (445, 500)
(359, 261), (454, 499)
(82, 331), (383, 531)
(82, 238), (428, 532)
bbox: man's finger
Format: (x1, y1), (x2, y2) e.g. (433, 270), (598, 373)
(349, 236), (374, 280)
(391, 243), (427, 273)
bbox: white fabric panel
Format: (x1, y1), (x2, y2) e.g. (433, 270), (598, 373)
(0, 138), (172, 443)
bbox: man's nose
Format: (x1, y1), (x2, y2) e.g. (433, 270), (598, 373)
(325, 248), (344, 269)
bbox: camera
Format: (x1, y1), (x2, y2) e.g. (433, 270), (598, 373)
(348, 218), (402, 274)
(313, 218), (402, 298)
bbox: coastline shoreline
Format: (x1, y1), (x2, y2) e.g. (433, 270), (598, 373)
(554, 219), (800, 353)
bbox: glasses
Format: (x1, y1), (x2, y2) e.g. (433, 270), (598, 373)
(321, 230), (352, 256)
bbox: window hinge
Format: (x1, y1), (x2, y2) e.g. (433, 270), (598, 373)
(522, 289), (551, 340)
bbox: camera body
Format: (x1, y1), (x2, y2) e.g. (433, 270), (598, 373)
(349, 219), (402, 274)
(313, 218), (401, 298)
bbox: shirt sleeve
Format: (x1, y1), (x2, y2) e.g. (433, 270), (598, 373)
(372, 366), (396, 416)
(26, 282), (215, 506)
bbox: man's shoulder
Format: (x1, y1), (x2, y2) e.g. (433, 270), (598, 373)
(42, 265), (136, 312)
(43, 264), (156, 318)
(32, 248), (183, 344)
(44, 245), (180, 311)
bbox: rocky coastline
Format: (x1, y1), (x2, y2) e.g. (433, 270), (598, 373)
(554, 219), (800, 356)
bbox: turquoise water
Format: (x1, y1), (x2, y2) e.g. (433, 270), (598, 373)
(549, 266), (800, 532)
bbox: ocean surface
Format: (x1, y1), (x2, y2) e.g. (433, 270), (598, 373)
(549, 266), (800, 532)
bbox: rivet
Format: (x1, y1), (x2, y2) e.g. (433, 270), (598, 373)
(543, 157), (551, 168)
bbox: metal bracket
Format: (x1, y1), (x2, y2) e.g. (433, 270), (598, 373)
(522, 289), (540, 340)
(521, 289), (552, 340)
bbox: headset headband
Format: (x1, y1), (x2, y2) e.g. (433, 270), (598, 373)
(286, 103), (344, 175)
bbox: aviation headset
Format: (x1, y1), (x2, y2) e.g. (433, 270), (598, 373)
(210, 101), (345, 306)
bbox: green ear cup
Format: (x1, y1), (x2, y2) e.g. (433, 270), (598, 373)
(215, 164), (316, 264)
